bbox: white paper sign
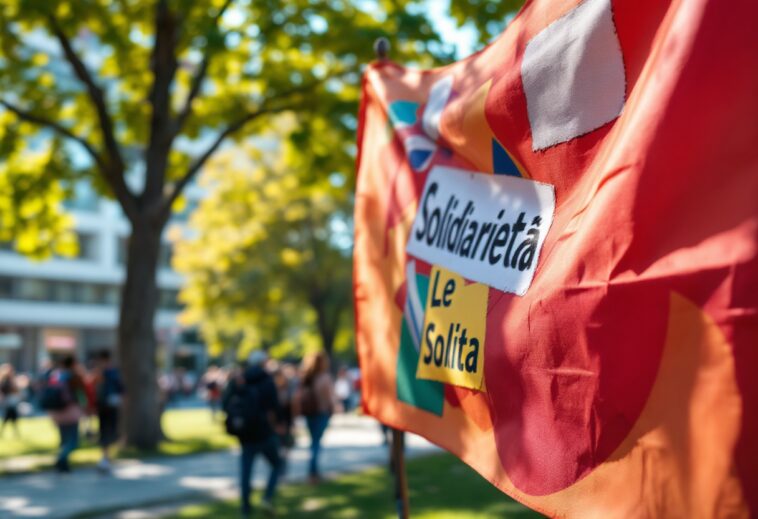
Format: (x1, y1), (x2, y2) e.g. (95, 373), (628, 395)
(406, 166), (555, 296)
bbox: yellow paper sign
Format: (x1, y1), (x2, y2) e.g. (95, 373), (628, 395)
(416, 265), (488, 391)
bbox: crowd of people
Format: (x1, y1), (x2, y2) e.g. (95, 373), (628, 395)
(222, 350), (362, 518)
(1, 353), (126, 473)
(198, 351), (362, 516)
(0, 350), (361, 517)
(37, 351), (124, 473)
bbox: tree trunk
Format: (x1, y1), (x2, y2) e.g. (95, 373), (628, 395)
(118, 220), (164, 450)
(314, 301), (337, 360)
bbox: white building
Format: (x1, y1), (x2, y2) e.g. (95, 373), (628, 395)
(0, 183), (205, 373)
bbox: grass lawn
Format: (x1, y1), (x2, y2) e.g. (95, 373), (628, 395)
(170, 452), (543, 519)
(0, 408), (234, 474)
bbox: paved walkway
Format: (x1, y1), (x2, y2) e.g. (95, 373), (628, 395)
(0, 415), (438, 519)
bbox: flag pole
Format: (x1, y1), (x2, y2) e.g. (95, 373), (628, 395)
(372, 35), (409, 519)
(374, 36), (390, 61)
(391, 428), (410, 519)
(374, 36), (410, 517)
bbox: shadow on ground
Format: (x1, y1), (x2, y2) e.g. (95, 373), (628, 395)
(170, 453), (543, 519)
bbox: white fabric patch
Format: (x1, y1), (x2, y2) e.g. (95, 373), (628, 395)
(521, 0), (626, 151)
(422, 75), (454, 141)
(407, 167), (555, 296)
(403, 134), (437, 172)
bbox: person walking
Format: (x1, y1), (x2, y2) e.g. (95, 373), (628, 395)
(223, 351), (282, 518)
(201, 366), (224, 421)
(334, 366), (353, 413)
(0, 364), (21, 438)
(92, 350), (124, 474)
(42, 356), (89, 473)
(298, 351), (335, 484)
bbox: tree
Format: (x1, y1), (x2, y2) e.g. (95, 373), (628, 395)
(449, 0), (526, 47)
(0, 0), (449, 449)
(174, 129), (353, 362)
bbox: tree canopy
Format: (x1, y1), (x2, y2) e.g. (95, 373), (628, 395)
(174, 120), (354, 361)
(0, 0), (452, 252)
(449, 0), (525, 47)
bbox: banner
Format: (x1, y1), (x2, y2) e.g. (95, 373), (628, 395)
(353, 0), (758, 516)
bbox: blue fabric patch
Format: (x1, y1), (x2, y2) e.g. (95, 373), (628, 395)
(389, 101), (419, 127)
(492, 139), (521, 176)
(408, 149), (433, 171)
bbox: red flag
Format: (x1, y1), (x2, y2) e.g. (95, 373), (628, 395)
(354, 0), (758, 516)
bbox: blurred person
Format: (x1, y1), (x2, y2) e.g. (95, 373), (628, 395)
(348, 367), (361, 408)
(158, 372), (172, 413)
(223, 351), (282, 518)
(14, 372), (33, 417)
(167, 369), (182, 404)
(92, 349), (124, 474)
(41, 356), (89, 473)
(81, 368), (98, 442)
(272, 363), (297, 476)
(0, 364), (21, 438)
(201, 365), (224, 421)
(298, 351), (335, 484)
(379, 422), (392, 446)
(334, 366), (352, 413)
(33, 358), (54, 408)
(174, 368), (185, 400)
(182, 368), (197, 397)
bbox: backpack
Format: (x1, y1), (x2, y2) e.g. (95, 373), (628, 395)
(223, 383), (268, 440)
(39, 371), (72, 411)
(96, 369), (123, 408)
(300, 381), (319, 416)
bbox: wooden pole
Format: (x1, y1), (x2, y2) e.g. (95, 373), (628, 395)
(391, 428), (410, 519)
(374, 36), (390, 61)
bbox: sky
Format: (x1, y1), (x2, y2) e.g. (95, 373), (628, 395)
(353, 0), (481, 60)
(425, 0), (480, 59)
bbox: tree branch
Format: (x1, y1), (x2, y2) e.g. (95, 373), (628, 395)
(48, 15), (124, 174)
(172, 0), (235, 137)
(173, 57), (208, 134)
(0, 99), (104, 168)
(161, 68), (355, 220)
(144, 0), (179, 199)
(47, 14), (137, 220)
(161, 106), (276, 216)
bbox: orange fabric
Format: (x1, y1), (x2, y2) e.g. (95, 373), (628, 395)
(354, 0), (757, 516)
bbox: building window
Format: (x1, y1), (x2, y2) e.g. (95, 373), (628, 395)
(158, 243), (173, 270)
(0, 276), (125, 306)
(50, 281), (80, 303)
(117, 237), (128, 265)
(16, 279), (49, 301)
(76, 232), (99, 261)
(104, 287), (121, 306)
(159, 289), (181, 310)
(63, 181), (99, 212)
(0, 278), (13, 298)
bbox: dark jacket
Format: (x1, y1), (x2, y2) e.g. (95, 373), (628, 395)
(223, 365), (280, 442)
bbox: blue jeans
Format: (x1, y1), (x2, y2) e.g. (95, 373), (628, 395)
(240, 435), (281, 514)
(305, 413), (331, 477)
(57, 422), (79, 470)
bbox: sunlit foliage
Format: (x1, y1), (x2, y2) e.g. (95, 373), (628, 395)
(175, 118), (353, 359)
